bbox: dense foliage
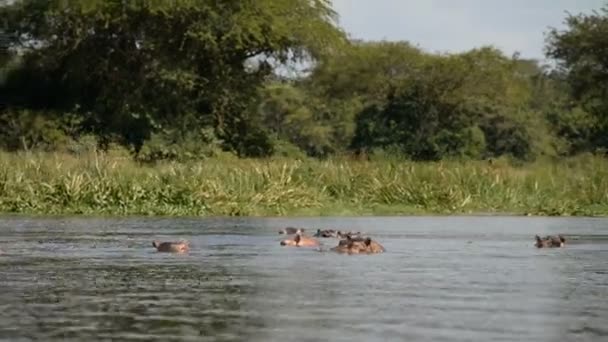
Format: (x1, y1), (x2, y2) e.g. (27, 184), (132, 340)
(546, 5), (608, 153)
(1, 151), (607, 216)
(1, 0), (607, 161)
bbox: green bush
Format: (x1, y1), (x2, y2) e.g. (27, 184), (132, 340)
(0, 151), (607, 216)
(0, 109), (70, 151)
(136, 127), (226, 163)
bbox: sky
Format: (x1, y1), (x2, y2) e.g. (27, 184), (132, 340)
(331, 0), (606, 61)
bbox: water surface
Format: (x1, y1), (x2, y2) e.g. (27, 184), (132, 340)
(0, 216), (607, 341)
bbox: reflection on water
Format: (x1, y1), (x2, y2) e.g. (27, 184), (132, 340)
(0, 216), (607, 341)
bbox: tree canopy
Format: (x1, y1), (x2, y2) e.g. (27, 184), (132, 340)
(1, 0), (607, 160)
(1, 0), (345, 155)
(546, 4), (608, 151)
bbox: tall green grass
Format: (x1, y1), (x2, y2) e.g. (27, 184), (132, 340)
(1, 151), (607, 216)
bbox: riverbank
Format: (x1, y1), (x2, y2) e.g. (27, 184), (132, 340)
(1, 151), (607, 217)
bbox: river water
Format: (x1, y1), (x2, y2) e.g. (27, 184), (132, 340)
(0, 216), (606, 341)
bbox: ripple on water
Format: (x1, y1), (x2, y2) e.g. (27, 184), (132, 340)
(0, 216), (607, 341)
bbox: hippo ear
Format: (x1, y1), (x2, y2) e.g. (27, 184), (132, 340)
(535, 235), (541, 242)
(152, 241), (158, 248)
(364, 238), (372, 246)
(559, 235), (565, 243)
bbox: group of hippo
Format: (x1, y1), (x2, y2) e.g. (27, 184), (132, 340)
(278, 227), (386, 254)
(149, 230), (566, 254)
(150, 227), (386, 254)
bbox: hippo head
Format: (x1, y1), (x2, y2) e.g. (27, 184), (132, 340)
(534, 235), (543, 247)
(535, 235), (565, 248)
(332, 236), (383, 254)
(280, 233), (301, 247)
(153, 240), (189, 253)
(345, 238), (372, 254)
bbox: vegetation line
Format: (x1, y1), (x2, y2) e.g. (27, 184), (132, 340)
(1, 152), (606, 217)
(2, 2), (608, 218)
(1, 2), (608, 163)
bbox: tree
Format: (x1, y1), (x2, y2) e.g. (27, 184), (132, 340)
(349, 47), (557, 160)
(304, 40), (427, 103)
(546, 4), (608, 151)
(299, 41), (428, 156)
(0, 0), (345, 155)
(350, 54), (487, 160)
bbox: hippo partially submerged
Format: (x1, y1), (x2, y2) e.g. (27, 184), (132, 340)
(337, 230), (363, 239)
(280, 233), (319, 247)
(314, 229), (363, 239)
(314, 229), (338, 238)
(152, 240), (190, 253)
(534, 235), (565, 248)
(331, 236), (385, 254)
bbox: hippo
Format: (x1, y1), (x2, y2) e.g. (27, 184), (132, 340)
(152, 240), (190, 253)
(314, 229), (338, 238)
(279, 227), (305, 235)
(331, 236), (385, 254)
(337, 230), (363, 239)
(280, 233), (319, 247)
(535, 235), (565, 248)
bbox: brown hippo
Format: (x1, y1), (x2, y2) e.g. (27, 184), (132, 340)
(535, 235), (565, 248)
(152, 240), (190, 253)
(280, 233), (320, 247)
(331, 236), (385, 254)
(279, 227), (305, 235)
